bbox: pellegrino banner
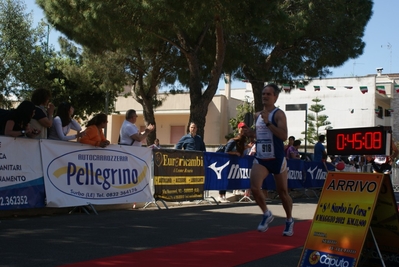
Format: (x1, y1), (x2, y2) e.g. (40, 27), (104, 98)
(40, 140), (153, 207)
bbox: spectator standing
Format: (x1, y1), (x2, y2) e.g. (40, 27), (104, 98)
(313, 135), (327, 162)
(218, 121), (248, 202)
(175, 122), (206, 151)
(284, 136), (295, 158)
(48, 102), (85, 141)
(245, 130), (256, 156)
(1, 101), (40, 138)
(80, 113), (110, 148)
(119, 109), (155, 146)
(250, 83), (294, 236)
(287, 140), (301, 160)
(148, 138), (161, 149)
(30, 88), (54, 139)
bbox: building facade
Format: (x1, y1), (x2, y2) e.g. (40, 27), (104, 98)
(107, 70), (399, 148)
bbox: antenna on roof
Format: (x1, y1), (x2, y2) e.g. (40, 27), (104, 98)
(381, 42), (392, 73)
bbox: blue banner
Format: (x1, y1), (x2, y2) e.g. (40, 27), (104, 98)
(204, 152), (334, 191)
(204, 152), (253, 190)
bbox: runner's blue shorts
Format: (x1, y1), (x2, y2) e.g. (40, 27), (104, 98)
(253, 157), (287, 174)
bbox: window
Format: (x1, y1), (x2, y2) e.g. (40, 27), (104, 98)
(171, 126), (186, 144)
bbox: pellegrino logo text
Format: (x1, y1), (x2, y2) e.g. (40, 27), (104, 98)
(63, 162), (145, 190)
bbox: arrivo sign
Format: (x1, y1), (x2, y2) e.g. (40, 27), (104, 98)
(326, 126), (390, 155)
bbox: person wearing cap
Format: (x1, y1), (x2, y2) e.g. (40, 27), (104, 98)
(219, 121), (249, 202)
(175, 122), (206, 151)
(250, 83), (294, 236)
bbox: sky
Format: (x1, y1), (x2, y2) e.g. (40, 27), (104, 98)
(25, 0), (399, 90)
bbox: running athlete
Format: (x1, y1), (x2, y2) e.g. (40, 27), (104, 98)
(250, 83), (294, 236)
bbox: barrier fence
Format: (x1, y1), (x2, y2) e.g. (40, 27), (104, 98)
(0, 136), (338, 211)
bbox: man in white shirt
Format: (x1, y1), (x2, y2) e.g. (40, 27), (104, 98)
(119, 109), (155, 146)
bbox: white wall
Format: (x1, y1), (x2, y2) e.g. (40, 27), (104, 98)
(226, 76), (385, 142)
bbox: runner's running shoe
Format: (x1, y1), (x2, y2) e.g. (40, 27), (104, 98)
(283, 220), (294, 236)
(257, 211), (274, 232)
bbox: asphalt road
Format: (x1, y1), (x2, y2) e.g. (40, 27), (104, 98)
(0, 195), (319, 267)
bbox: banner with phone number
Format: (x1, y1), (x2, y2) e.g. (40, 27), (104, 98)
(0, 136), (45, 210)
(40, 140), (153, 207)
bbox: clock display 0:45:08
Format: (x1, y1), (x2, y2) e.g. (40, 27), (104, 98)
(336, 132), (382, 150)
(326, 127), (388, 155)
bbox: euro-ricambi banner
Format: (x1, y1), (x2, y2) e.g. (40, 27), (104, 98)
(40, 140), (153, 207)
(0, 136), (45, 210)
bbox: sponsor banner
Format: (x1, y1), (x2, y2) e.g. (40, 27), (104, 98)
(153, 149), (205, 201)
(303, 161), (333, 188)
(300, 249), (356, 267)
(40, 140), (153, 207)
(286, 159), (306, 189)
(204, 154), (329, 191)
(204, 152), (253, 190)
(299, 172), (383, 267)
(0, 136), (45, 210)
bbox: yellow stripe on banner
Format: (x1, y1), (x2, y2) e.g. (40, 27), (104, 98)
(154, 176), (205, 185)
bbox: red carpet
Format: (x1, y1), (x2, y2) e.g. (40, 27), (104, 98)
(62, 220), (311, 267)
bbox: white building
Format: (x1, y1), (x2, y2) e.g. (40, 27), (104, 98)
(109, 70), (399, 148)
(221, 70), (399, 144)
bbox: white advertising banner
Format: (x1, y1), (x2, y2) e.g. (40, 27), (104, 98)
(0, 136), (45, 210)
(40, 140), (153, 207)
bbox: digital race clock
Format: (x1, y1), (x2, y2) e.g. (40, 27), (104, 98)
(326, 126), (390, 155)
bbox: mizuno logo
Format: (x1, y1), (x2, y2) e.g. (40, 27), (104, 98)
(207, 161), (230, 179)
(307, 166), (318, 180)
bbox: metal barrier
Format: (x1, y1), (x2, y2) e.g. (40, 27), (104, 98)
(391, 166), (399, 192)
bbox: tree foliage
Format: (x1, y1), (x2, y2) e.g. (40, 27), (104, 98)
(0, 0), (136, 127)
(37, 0), (274, 139)
(46, 38), (127, 120)
(228, 0), (373, 111)
(227, 99), (254, 140)
(301, 97), (332, 145)
(0, 0), (49, 106)
(37, 0), (372, 141)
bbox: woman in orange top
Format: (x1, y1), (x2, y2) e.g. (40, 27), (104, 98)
(80, 113), (110, 148)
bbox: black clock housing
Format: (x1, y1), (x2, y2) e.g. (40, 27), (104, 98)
(326, 126), (390, 155)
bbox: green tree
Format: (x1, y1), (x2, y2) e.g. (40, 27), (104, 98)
(37, 0), (185, 144)
(301, 97), (332, 145)
(47, 38), (126, 120)
(227, 99), (254, 140)
(0, 0), (49, 105)
(36, 0), (280, 139)
(227, 0), (373, 112)
(37, 0), (372, 140)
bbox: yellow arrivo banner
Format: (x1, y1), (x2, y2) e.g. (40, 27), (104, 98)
(299, 172), (385, 267)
